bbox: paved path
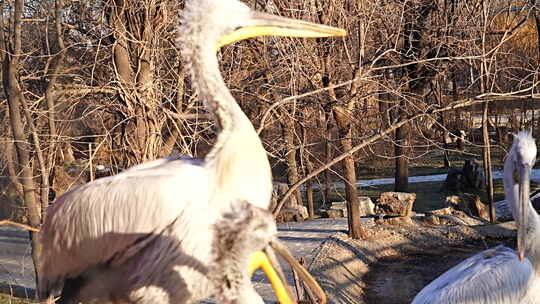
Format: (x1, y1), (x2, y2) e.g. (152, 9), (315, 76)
(0, 218), (349, 302)
(254, 218), (348, 301)
(0, 227), (35, 289)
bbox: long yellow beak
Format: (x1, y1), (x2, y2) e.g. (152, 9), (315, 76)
(249, 250), (295, 304)
(517, 164), (531, 261)
(218, 11), (346, 48)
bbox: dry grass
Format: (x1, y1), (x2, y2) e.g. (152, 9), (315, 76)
(0, 294), (33, 304)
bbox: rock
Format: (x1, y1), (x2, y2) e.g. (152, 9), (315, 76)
(325, 201), (347, 217)
(375, 192), (416, 216)
(270, 182), (298, 211)
(386, 216), (413, 225)
(440, 168), (463, 192)
(462, 195), (488, 220)
(363, 217), (376, 228)
(297, 205), (309, 219)
(271, 182), (308, 222)
(275, 208), (305, 222)
(440, 160), (485, 192)
(425, 209), (486, 226)
(462, 159), (485, 189)
(358, 196), (375, 216)
(448, 194), (489, 220)
(375, 216), (413, 225)
(426, 207), (453, 216)
(422, 215), (441, 225)
(323, 209), (346, 218)
(445, 196), (460, 209)
(322, 197), (375, 218)
(330, 201), (347, 209)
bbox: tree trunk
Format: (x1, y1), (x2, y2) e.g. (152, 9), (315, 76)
(305, 178), (314, 217)
(394, 102), (409, 192)
(392, 0), (436, 193)
(531, 0), (540, 58)
(301, 111), (315, 218)
(482, 102), (495, 222)
(333, 106), (366, 240)
(107, 0), (165, 166)
(21, 99), (50, 216)
(3, 0), (43, 286)
(305, 157), (315, 218)
(1, 135), (24, 195)
(439, 108), (451, 168)
(323, 112), (333, 206)
(281, 115), (304, 208)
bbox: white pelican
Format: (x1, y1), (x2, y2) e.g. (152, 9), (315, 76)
(412, 131), (540, 303)
(37, 0), (344, 302)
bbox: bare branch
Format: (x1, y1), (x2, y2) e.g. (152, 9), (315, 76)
(0, 220), (40, 232)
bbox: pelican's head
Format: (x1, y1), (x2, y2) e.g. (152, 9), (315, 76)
(210, 201), (293, 304)
(180, 0), (346, 53)
(504, 131), (537, 261)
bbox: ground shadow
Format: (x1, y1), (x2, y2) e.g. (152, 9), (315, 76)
(308, 221), (517, 304)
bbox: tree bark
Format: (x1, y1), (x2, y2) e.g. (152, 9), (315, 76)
(107, 0), (165, 165)
(531, 0), (540, 57)
(281, 115), (304, 208)
(392, 1), (436, 193)
(21, 98), (50, 216)
(394, 101), (409, 192)
(323, 112), (333, 206)
(301, 113), (315, 218)
(3, 0), (43, 287)
(305, 165), (315, 218)
(333, 106), (366, 240)
(1, 135), (23, 195)
(482, 102), (495, 222)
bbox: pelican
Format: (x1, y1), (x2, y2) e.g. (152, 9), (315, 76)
(37, 0), (344, 303)
(210, 200), (294, 304)
(412, 131), (540, 304)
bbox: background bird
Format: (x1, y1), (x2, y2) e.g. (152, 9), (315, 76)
(37, 0), (344, 303)
(412, 131), (540, 304)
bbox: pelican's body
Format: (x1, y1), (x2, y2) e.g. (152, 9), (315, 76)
(39, 156), (219, 303)
(413, 132), (540, 304)
(37, 0), (343, 303)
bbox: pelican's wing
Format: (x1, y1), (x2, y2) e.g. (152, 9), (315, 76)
(38, 156), (210, 298)
(412, 245), (534, 304)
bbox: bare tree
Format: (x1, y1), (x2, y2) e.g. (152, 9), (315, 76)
(333, 106), (367, 239)
(2, 0), (43, 279)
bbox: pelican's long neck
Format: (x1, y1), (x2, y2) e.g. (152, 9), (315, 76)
(188, 43), (252, 152)
(504, 157), (540, 270)
(185, 37), (272, 209)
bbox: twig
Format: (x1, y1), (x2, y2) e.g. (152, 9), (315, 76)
(292, 257), (304, 302)
(270, 240), (327, 304)
(0, 220), (39, 232)
(0, 283), (36, 299)
(272, 95), (540, 217)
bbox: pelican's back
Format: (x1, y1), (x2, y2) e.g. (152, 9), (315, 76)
(412, 245), (539, 304)
(38, 156), (218, 302)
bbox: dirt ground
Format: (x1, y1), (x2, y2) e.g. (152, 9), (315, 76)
(308, 218), (517, 304)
